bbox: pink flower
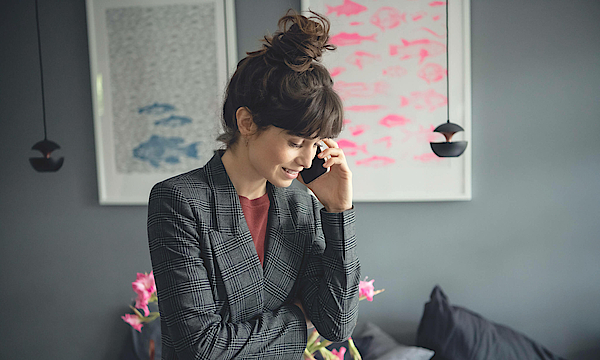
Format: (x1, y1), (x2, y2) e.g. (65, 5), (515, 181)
(121, 313), (144, 332)
(359, 279), (375, 301)
(331, 347), (347, 360)
(132, 272), (156, 316)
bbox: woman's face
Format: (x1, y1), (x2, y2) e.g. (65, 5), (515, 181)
(246, 126), (321, 187)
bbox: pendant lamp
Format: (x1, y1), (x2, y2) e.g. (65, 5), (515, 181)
(29, 0), (64, 172)
(430, 0), (468, 158)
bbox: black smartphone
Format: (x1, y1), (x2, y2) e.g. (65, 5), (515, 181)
(300, 145), (328, 184)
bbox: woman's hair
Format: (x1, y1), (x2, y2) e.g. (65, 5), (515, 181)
(218, 10), (344, 147)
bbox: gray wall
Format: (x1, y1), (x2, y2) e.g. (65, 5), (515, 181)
(1, 0), (598, 359)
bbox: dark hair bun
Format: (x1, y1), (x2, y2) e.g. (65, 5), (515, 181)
(252, 10), (335, 72)
(219, 10), (343, 148)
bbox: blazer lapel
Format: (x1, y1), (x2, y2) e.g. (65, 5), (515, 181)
(262, 184), (306, 310)
(204, 152), (264, 323)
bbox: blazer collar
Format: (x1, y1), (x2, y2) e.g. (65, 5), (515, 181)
(204, 151), (304, 313)
(204, 150), (287, 234)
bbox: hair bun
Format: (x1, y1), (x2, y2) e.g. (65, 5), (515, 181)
(255, 10), (335, 72)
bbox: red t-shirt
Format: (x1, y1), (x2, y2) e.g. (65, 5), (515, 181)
(238, 193), (270, 266)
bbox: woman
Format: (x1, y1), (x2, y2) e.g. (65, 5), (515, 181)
(147, 10), (360, 360)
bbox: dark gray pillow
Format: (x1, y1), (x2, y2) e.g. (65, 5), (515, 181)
(338, 322), (433, 360)
(416, 286), (567, 360)
(376, 344), (434, 360)
(352, 321), (400, 359)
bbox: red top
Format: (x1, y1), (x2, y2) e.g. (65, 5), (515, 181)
(238, 193), (270, 266)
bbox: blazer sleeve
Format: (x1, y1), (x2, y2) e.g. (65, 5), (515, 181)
(147, 181), (307, 360)
(298, 195), (361, 342)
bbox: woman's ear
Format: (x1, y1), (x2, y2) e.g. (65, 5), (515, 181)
(235, 107), (256, 137)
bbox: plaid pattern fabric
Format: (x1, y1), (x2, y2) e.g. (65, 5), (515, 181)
(147, 151), (360, 360)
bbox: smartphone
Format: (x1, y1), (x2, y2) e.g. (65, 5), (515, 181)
(300, 144), (328, 184)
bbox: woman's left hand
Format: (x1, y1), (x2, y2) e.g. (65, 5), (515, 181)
(298, 138), (353, 213)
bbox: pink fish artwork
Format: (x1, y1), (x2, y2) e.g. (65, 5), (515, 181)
(382, 65), (407, 77)
(432, 15), (441, 21)
(373, 136), (393, 148)
(400, 89), (447, 112)
(429, 1), (446, 7)
(343, 118), (352, 125)
(414, 152), (441, 162)
(330, 32), (377, 46)
(333, 81), (389, 100)
(345, 105), (386, 112)
(421, 27), (446, 38)
(401, 125), (438, 143)
(346, 51), (381, 69)
(389, 39), (446, 64)
(417, 63), (447, 84)
(349, 124), (370, 136)
(379, 114), (411, 128)
(330, 67), (346, 77)
(370, 7), (406, 31)
(350, 21), (363, 26)
(326, 0), (368, 17)
(412, 11), (427, 21)
(356, 156), (395, 168)
(337, 139), (368, 156)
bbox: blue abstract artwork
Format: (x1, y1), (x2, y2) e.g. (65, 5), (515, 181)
(138, 102), (176, 115)
(106, 3), (220, 174)
(133, 135), (200, 168)
(154, 115), (193, 127)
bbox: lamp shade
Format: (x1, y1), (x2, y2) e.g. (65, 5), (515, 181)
(430, 121), (468, 157)
(29, 139), (64, 172)
(430, 141), (468, 157)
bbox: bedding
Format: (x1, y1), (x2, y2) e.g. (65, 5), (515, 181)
(317, 321), (434, 360)
(416, 285), (567, 360)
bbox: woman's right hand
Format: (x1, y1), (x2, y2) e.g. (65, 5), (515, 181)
(298, 139), (353, 213)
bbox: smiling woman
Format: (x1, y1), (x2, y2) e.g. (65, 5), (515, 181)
(147, 9), (360, 360)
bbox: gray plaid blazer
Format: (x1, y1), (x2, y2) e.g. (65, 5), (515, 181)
(147, 151), (360, 360)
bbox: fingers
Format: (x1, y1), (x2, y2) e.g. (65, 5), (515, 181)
(318, 147), (344, 158)
(321, 152), (346, 168)
(321, 138), (339, 149)
(318, 139), (342, 158)
(318, 139), (346, 168)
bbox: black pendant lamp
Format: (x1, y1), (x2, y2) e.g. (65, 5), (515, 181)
(430, 0), (468, 158)
(29, 0), (64, 172)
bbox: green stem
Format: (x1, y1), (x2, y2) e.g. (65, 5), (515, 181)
(318, 348), (335, 360)
(348, 337), (362, 360)
(308, 340), (332, 354)
(306, 329), (320, 348)
(303, 348), (316, 360)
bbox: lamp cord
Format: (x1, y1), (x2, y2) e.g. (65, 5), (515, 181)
(446, 0), (450, 124)
(34, 0), (48, 140)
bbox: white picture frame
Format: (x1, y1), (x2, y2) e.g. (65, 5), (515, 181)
(86, 0), (237, 205)
(302, 0), (471, 201)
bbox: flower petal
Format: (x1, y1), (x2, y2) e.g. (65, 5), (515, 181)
(359, 279), (375, 301)
(331, 347), (347, 360)
(121, 314), (144, 332)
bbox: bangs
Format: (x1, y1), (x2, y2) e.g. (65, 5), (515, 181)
(277, 87), (344, 140)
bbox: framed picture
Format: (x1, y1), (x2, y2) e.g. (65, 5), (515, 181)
(86, 0), (237, 205)
(302, 0), (471, 201)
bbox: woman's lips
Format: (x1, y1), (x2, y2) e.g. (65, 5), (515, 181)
(283, 167), (300, 179)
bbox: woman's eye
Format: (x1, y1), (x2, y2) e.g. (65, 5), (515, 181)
(289, 142), (302, 148)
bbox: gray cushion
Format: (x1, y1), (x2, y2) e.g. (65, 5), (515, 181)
(317, 321), (434, 360)
(416, 286), (567, 360)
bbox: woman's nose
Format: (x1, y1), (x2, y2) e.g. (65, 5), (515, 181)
(298, 147), (315, 169)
